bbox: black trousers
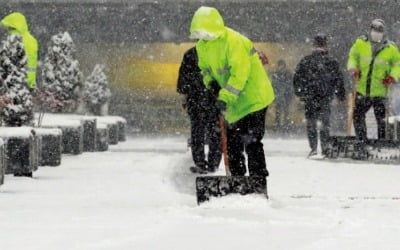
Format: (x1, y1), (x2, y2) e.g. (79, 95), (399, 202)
(304, 97), (331, 153)
(353, 93), (386, 141)
(188, 106), (222, 169)
(226, 108), (268, 177)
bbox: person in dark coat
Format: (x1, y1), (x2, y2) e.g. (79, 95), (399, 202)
(272, 59), (293, 131)
(293, 33), (346, 157)
(177, 47), (222, 173)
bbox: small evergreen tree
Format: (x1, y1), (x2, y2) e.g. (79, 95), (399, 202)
(83, 64), (111, 115)
(0, 35), (33, 126)
(41, 32), (82, 112)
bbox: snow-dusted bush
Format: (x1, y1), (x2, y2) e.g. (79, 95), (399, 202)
(83, 64), (111, 115)
(41, 32), (83, 113)
(0, 35), (33, 126)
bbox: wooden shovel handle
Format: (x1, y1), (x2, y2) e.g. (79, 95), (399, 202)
(347, 92), (356, 136)
(219, 115), (231, 176)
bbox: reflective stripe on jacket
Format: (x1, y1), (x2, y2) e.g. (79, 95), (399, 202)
(190, 7), (274, 123)
(347, 36), (400, 97)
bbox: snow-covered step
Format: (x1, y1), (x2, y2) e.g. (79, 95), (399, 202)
(0, 127), (39, 176)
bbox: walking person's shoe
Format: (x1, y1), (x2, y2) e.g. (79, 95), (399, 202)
(189, 163), (208, 174)
(206, 160), (220, 173)
(307, 149), (318, 158)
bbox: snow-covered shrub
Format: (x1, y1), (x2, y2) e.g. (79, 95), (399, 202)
(83, 64), (111, 115)
(41, 32), (83, 113)
(0, 35), (33, 126)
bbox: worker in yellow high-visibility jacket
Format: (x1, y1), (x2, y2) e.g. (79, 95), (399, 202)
(190, 6), (275, 178)
(1, 12), (38, 90)
(347, 19), (400, 158)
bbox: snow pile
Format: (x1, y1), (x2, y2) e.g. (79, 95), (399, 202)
(0, 137), (400, 249)
(34, 128), (62, 136)
(0, 126), (34, 138)
(83, 64), (111, 115)
(0, 35), (33, 126)
(41, 32), (83, 113)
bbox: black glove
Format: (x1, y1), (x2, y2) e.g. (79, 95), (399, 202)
(299, 96), (310, 102)
(215, 100), (227, 113)
(209, 80), (221, 98)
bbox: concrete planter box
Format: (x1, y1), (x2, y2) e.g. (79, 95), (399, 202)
(95, 123), (109, 152)
(116, 119), (127, 142)
(37, 115), (84, 155)
(0, 127), (39, 176)
(96, 116), (127, 145)
(81, 117), (97, 152)
(35, 128), (62, 166)
(107, 123), (119, 145)
(36, 113), (97, 153)
(60, 126), (84, 155)
(0, 139), (5, 186)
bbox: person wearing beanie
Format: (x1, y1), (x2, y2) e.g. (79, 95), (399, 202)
(293, 33), (346, 157)
(347, 19), (400, 158)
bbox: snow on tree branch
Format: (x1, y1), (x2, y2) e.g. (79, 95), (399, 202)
(0, 35), (33, 126)
(41, 32), (83, 113)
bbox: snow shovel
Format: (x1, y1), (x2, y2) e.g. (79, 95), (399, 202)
(195, 115), (268, 204)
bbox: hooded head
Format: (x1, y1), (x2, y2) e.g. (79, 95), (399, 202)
(189, 6), (226, 40)
(1, 12), (29, 34)
(370, 18), (386, 43)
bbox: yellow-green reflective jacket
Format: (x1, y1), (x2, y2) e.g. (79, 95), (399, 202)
(347, 36), (400, 97)
(190, 7), (275, 124)
(1, 12), (38, 89)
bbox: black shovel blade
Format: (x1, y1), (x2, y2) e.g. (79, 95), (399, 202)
(195, 176), (268, 204)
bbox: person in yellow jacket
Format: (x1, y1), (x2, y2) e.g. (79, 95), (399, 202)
(347, 19), (400, 155)
(189, 6), (275, 177)
(1, 12), (38, 90)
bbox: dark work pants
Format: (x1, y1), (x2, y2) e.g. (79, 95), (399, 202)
(353, 93), (386, 142)
(226, 108), (268, 177)
(304, 97), (331, 153)
(188, 107), (222, 169)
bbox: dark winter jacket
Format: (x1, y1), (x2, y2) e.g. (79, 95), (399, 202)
(293, 49), (346, 101)
(177, 47), (214, 114)
(272, 68), (293, 106)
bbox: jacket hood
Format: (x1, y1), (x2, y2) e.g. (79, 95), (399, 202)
(190, 7), (225, 39)
(1, 12), (29, 33)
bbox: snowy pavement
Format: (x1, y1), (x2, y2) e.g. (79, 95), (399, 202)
(0, 135), (399, 250)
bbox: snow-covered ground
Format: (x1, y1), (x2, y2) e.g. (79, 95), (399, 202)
(1, 135), (400, 250)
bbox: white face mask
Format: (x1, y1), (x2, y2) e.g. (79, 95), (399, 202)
(370, 30), (384, 43)
(190, 30), (218, 41)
